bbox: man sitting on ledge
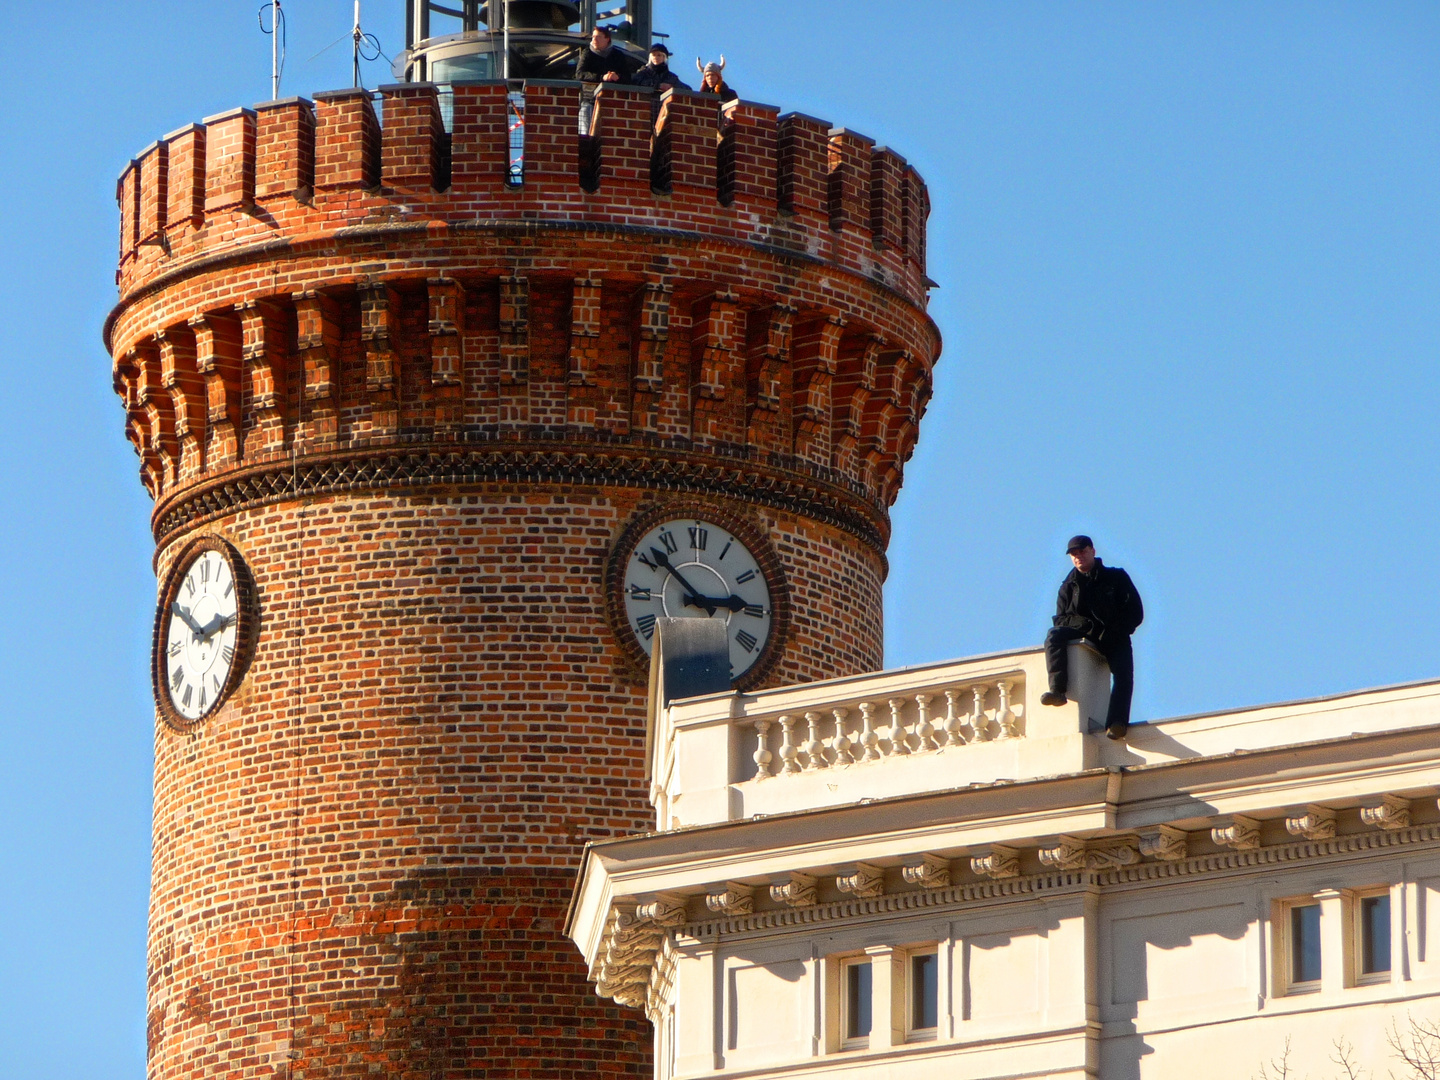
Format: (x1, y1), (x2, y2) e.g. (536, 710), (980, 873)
(1040, 535), (1144, 740)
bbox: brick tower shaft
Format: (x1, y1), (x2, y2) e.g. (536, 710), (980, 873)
(110, 73), (937, 1079)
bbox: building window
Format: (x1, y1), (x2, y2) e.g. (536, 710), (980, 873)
(842, 958), (871, 1047)
(1288, 902), (1322, 992)
(1356, 889), (1391, 984)
(908, 950), (938, 1038)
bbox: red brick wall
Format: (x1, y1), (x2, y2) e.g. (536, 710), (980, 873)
(144, 491), (882, 1079)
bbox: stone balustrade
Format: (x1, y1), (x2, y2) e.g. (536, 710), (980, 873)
(752, 674), (1024, 780)
(647, 641), (1115, 829)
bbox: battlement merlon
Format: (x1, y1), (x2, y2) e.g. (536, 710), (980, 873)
(113, 82), (933, 309)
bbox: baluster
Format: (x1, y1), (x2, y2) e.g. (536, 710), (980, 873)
(996, 679), (1019, 739)
(887, 697), (911, 756)
(943, 688), (967, 747)
(752, 718), (773, 779)
(859, 702), (881, 761)
(831, 708), (852, 765)
(778, 714), (801, 775)
(914, 693), (938, 751)
(804, 711), (828, 770)
(971, 684), (990, 741)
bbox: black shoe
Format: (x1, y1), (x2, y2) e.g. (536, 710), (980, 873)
(1105, 723), (1129, 741)
(1040, 691), (1067, 707)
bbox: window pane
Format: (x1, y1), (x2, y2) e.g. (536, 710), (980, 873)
(1291, 904), (1321, 984)
(846, 962), (871, 1039)
(1362, 895), (1391, 975)
(911, 953), (938, 1030)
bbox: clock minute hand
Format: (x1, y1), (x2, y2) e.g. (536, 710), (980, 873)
(647, 547), (717, 615)
(171, 602), (204, 636)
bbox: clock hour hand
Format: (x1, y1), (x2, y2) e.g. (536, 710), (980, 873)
(171, 602), (205, 637)
(647, 547), (714, 613)
(197, 612), (234, 640)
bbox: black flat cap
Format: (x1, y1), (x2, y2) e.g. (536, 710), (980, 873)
(1066, 535), (1093, 553)
(649, 43), (673, 55)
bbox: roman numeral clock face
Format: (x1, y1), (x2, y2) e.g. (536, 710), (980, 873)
(152, 539), (253, 728)
(619, 517), (776, 681)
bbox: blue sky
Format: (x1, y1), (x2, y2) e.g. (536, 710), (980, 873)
(0, 2), (1435, 1075)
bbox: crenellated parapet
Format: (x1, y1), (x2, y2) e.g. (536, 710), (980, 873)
(108, 82), (938, 553)
(115, 83), (931, 304)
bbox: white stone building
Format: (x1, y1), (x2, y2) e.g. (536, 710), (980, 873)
(567, 639), (1440, 1078)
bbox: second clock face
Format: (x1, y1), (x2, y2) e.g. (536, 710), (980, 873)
(162, 547), (241, 723)
(620, 517), (775, 680)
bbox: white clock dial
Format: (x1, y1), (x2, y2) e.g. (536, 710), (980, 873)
(621, 518), (774, 679)
(163, 548), (241, 722)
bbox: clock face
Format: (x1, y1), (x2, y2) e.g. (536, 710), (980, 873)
(154, 540), (251, 727)
(619, 517), (775, 680)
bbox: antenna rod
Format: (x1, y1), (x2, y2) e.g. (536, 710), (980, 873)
(503, 0), (511, 79)
(352, 0), (362, 88)
(271, 0), (281, 98)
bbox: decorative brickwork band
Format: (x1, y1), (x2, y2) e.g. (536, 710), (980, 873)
(149, 443), (888, 558)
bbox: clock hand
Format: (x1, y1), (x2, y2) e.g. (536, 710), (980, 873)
(197, 612), (234, 640)
(647, 547), (714, 610)
(171, 602), (204, 636)
(646, 548), (749, 617)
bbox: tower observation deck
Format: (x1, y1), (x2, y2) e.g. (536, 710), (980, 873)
(107, 2), (937, 1075)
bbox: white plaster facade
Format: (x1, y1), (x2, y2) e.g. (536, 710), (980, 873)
(567, 642), (1440, 1078)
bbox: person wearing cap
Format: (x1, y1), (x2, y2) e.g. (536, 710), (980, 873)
(696, 58), (738, 104)
(1040, 536), (1144, 739)
(575, 25), (634, 84)
(634, 43), (690, 91)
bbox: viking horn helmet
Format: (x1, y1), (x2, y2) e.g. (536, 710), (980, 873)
(697, 55), (727, 76)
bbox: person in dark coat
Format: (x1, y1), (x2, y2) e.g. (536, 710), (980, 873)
(574, 25), (633, 84)
(634, 43), (690, 91)
(1040, 535), (1144, 739)
(697, 58), (738, 104)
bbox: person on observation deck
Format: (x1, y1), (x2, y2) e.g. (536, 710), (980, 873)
(634, 43), (690, 91)
(697, 58), (738, 104)
(1040, 535), (1144, 740)
(575, 25), (634, 84)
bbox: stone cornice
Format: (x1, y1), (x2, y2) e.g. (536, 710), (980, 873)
(582, 812), (1440, 1014)
(685, 821), (1440, 941)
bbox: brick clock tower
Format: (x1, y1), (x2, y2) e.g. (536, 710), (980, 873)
(106, 2), (937, 1075)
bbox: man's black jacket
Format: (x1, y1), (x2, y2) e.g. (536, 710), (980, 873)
(633, 63), (690, 90)
(575, 45), (634, 83)
(1053, 559), (1143, 645)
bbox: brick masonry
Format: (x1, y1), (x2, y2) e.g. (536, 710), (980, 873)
(112, 78), (936, 1080)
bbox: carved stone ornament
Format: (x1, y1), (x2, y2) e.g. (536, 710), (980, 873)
(1211, 815), (1261, 851)
(705, 882), (755, 916)
(1084, 839), (1140, 871)
(1138, 825), (1188, 862)
(1361, 795), (1411, 831)
(769, 873), (817, 908)
(1285, 805), (1337, 841)
(1038, 837), (1087, 871)
(635, 895), (688, 928)
(901, 854), (951, 890)
(970, 846), (1020, 880)
(835, 863), (884, 899)
(595, 902), (668, 1009)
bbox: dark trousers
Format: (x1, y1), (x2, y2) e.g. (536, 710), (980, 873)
(1045, 626), (1134, 731)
